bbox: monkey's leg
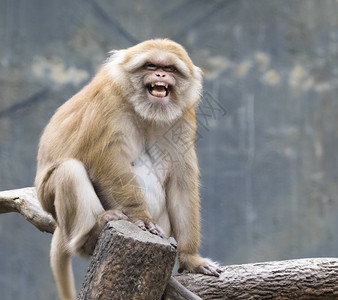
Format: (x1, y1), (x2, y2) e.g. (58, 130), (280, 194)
(53, 159), (105, 252)
(80, 209), (128, 256)
(50, 159), (105, 300)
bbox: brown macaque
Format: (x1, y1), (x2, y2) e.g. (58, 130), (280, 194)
(35, 39), (220, 300)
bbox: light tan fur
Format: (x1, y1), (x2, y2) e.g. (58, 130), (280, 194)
(35, 39), (219, 300)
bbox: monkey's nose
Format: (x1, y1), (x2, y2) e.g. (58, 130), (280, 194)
(155, 72), (166, 77)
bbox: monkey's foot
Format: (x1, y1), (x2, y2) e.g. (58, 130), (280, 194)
(178, 253), (222, 277)
(134, 219), (166, 238)
(194, 259), (221, 277)
(99, 209), (129, 223)
(81, 209), (128, 256)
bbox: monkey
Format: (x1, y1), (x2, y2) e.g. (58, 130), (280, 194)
(35, 38), (221, 300)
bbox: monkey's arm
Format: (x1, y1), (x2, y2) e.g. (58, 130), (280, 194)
(167, 156), (220, 276)
(165, 111), (220, 276)
(84, 131), (152, 222)
(89, 155), (165, 237)
(167, 148), (201, 257)
(165, 112), (201, 257)
(90, 158), (151, 220)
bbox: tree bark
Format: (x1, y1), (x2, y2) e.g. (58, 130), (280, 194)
(1, 187), (338, 299)
(162, 277), (202, 300)
(78, 220), (177, 300)
(0, 187), (55, 233)
(174, 258), (338, 299)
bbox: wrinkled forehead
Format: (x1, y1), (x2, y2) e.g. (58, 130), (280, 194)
(122, 49), (193, 76)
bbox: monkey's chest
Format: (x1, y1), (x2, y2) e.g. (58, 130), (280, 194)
(132, 153), (167, 221)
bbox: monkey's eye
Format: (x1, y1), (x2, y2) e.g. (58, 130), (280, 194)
(163, 65), (177, 72)
(145, 63), (158, 70)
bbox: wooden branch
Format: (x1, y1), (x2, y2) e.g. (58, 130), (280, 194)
(175, 258), (338, 299)
(78, 220), (177, 300)
(162, 277), (202, 300)
(1, 187), (338, 299)
(0, 187), (55, 233)
(0, 187), (201, 299)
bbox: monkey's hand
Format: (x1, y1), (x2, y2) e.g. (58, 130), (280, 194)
(134, 219), (166, 238)
(81, 209), (128, 256)
(178, 253), (222, 277)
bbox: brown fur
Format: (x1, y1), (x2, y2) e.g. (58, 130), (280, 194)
(35, 39), (219, 300)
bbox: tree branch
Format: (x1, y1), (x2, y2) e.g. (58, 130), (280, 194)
(175, 258), (338, 299)
(0, 187), (55, 233)
(162, 277), (202, 300)
(1, 187), (338, 299)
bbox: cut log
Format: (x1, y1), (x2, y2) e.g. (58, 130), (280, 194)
(78, 220), (177, 300)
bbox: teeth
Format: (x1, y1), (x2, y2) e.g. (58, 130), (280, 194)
(151, 90), (166, 97)
(148, 82), (170, 98)
(151, 82), (169, 88)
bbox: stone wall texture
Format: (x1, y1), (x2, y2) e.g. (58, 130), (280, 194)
(0, 0), (337, 299)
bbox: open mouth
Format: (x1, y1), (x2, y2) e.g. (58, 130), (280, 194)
(147, 82), (171, 98)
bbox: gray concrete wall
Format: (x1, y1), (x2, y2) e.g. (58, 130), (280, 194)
(0, 0), (337, 299)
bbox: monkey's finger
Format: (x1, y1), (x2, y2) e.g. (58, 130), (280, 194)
(153, 223), (166, 238)
(101, 209), (129, 222)
(145, 221), (166, 238)
(146, 221), (163, 237)
(134, 219), (147, 231)
(178, 265), (220, 277)
(199, 265), (221, 277)
(207, 260), (222, 272)
(115, 211), (128, 220)
(206, 260), (222, 273)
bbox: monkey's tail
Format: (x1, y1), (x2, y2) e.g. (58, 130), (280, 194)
(51, 227), (76, 300)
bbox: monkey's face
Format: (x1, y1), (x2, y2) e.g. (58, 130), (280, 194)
(143, 63), (176, 105)
(108, 39), (202, 124)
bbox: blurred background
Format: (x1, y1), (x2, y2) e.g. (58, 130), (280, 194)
(1, 0), (338, 299)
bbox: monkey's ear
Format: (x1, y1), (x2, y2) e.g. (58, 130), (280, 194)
(105, 50), (128, 81)
(193, 66), (203, 82)
(107, 49), (148, 73)
(107, 49), (126, 65)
